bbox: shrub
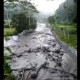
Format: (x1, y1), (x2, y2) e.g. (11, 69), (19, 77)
(4, 20), (12, 28)
(4, 58), (11, 74)
(4, 24), (9, 28)
(4, 56), (16, 80)
(11, 13), (36, 34)
(4, 28), (16, 36)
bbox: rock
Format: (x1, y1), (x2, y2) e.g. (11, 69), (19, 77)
(27, 48), (32, 53)
(41, 47), (47, 52)
(25, 45), (28, 47)
(17, 54), (22, 57)
(60, 52), (64, 56)
(30, 73), (37, 79)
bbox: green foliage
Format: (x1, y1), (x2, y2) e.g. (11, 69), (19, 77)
(48, 16), (55, 23)
(56, 31), (77, 49)
(4, 48), (12, 74)
(11, 13), (36, 33)
(4, 28), (16, 36)
(53, 23), (77, 34)
(4, 20), (12, 28)
(52, 0), (77, 24)
(50, 23), (77, 49)
(4, 56), (15, 80)
(4, 57), (11, 74)
(4, 20), (9, 28)
(6, 75), (15, 80)
(4, 18), (15, 36)
(6, 47), (12, 53)
(11, 13), (28, 33)
(5, 36), (10, 41)
(4, 24), (9, 28)
(4, 55), (12, 60)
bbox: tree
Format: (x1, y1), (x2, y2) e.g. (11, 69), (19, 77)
(11, 13), (36, 33)
(48, 16), (55, 23)
(53, 0), (77, 24)
(4, 0), (38, 34)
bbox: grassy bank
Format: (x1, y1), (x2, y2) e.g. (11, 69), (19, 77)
(4, 47), (16, 80)
(50, 23), (77, 49)
(53, 23), (77, 34)
(4, 55), (15, 80)
(4, 28), (16, 36)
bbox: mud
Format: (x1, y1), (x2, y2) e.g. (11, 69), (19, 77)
(4, 22), (77, 80)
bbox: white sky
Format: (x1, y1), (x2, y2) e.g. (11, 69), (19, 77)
(30, 0), (66, 15)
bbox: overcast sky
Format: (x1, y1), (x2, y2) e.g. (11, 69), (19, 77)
(30, 0), (66, 15)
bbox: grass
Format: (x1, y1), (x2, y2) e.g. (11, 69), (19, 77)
(56, 31), (77, 49)
(6, 47), (12, 53)
(4, 28), (16, 36)
(53, 23), (77, 34)
(4, 47), (15, 79)
(5, 36), (10, 41)
(50, 23), (77, 49)
(4, 27), (17, 79)
(4, 57), (11, 74)
(4, 56), (15, 80)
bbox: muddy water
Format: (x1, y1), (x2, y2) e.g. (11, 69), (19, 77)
(4, 22), (77, 80)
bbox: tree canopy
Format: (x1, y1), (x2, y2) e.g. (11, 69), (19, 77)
(4, 0), (39, 20)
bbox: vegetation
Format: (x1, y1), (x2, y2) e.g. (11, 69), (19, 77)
(11, 13), (36, 33)
(48, 16), (55, 24)
(56, 31), (77, 49)
(4, 0), (38, 79)
(4, 0), (38, 34)
(4, 28), (16, 36)
(4, 56), (15, 80)
(5, 36), (10, 41)
(4, 20), (12, 28)
(4, 47), (15, 80)
(6, 47), (12, 53)
(4, 57), (11, 74)
(48, 0), (77, 49)
(4, 0), (38, 20)
(53, 23), (77, 34)
(50, 23), (77, 49)
(48, 0), (77, 24)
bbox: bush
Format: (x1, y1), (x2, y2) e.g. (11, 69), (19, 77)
(11, 13), (36, 34)
(4, 28), (16, 36)
(4, 56), (16, 80)
(4, 20), (12, 28)
(4, 24), (9, 28)
(4, 58), (11, 74)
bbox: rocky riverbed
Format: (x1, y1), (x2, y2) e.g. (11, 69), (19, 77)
(4, 22), (77, 80)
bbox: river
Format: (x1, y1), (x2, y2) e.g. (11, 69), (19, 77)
(4, 22), (77, 80)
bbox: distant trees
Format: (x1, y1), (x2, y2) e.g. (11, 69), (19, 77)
(49, 0), (77, 24)
(48, 16), (55, 23)
(4, 0), (38, 20)
(47, 0), (77, 41)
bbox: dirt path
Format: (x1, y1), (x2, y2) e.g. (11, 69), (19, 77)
(4, 22), (77, 80)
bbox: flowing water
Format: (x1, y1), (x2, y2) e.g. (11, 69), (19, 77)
(4, 22), (77, 80)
